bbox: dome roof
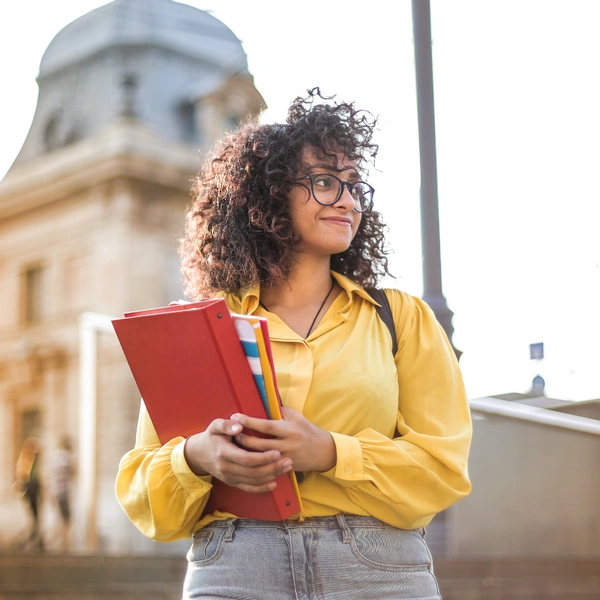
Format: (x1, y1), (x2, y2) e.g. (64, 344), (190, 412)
(7, 0), (263, 172)
(39, 0), (248, 77)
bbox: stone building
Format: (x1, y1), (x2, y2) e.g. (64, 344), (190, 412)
(0, 0), (264, 554)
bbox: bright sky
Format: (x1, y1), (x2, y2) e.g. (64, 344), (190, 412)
(1, 1), (599, 401)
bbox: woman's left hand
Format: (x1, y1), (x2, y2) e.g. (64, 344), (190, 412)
(231, 407), (337, 473)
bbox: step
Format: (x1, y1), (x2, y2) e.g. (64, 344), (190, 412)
(0, 553), (186, 599)
(1, 553), (599, 600)
(435, 557), (600, 600)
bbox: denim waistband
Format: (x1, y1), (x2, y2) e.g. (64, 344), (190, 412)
(204, 514), (392, 530)
(186, 514), (437, 599)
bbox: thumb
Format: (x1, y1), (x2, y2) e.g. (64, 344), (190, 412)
(208, 418), (243, 437)
(280, 406), (300, 421)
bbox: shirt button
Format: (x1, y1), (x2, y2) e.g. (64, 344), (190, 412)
(345, 467), (352, 475)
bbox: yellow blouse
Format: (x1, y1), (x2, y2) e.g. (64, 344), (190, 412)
(115, 272), (472, 542)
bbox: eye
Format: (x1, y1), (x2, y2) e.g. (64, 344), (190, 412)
(351, 182), (367, 199)
(312, 174), (335, 189)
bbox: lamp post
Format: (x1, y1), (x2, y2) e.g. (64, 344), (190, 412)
(411, 0), (461, 359)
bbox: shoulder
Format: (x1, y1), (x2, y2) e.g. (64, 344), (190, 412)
(51, 449), (72, 468)
(381, 288), (436, 316)
(380, 288), (418, 318)
(379, 289), (444, 351)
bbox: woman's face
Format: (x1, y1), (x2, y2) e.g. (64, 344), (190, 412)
(287, 147), (362, 258)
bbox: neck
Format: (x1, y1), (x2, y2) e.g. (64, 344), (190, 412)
(261, 260), (334, 311)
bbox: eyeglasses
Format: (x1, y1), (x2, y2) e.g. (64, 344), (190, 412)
(295, 174), (375, 213)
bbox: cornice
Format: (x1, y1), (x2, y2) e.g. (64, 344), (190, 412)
(0, 121), (201, 220)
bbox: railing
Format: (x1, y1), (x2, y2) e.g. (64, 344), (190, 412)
(470, 396), (600, 436)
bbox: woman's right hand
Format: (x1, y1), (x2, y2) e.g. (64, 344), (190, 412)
(183, 417), (293, 493)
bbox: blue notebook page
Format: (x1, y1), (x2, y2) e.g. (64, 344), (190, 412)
(233, 318), (270, 418)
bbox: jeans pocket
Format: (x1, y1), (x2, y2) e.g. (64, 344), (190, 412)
(187, 526), (227, 565)
(345, 525), (431, 572)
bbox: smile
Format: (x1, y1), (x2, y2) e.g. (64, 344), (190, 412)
(321, 217), (353, 228)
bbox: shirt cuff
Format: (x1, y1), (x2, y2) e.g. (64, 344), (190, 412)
(321, 432), (365, 485)
(170, 439), (213, 494)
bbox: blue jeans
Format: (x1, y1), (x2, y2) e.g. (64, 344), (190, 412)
(183, 515), (441, 600)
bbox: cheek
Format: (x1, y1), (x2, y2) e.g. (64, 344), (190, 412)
(352, 214), (363, 237)
(287, 190), (312, 226)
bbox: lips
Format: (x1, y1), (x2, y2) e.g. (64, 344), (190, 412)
(322, 217), (353, 227)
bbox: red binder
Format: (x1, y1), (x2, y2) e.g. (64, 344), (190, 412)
(112, 298), (301, 521)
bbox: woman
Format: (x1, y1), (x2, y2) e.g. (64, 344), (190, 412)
(15, 437), (44, 551)
(116, 89), (472, 599)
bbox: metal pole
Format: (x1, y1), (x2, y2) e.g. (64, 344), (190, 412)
(412, 0), (461, 359)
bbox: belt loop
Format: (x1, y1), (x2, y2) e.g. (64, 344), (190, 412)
(224, 518), (237, 542)
(336, 513), (352, 544)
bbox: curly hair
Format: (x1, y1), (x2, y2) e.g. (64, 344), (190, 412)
(180, 88), (392, 299)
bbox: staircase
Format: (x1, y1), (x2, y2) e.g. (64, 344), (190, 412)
(0, 553), (599, 599)
(434, 557), (600, 599)
(0, 553), (186, 600)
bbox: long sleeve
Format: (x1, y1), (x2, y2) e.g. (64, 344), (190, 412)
(318, 291), (472, 529)
(115, 277), (471, 537)
(115, 401), (214, 541)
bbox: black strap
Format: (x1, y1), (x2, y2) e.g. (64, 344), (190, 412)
(368, 288), (398, 356)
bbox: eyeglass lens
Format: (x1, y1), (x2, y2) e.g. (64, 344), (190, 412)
(310, 174), (373, 212)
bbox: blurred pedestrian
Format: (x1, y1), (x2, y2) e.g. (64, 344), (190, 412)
(15, 437), (44, 551)
(49, 435), (75, 552)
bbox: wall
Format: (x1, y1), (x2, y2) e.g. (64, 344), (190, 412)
(448, 411), (600, 557)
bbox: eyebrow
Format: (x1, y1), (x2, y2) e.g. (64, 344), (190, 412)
(305, 163), (360, 178)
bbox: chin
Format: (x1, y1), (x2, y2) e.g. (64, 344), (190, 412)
(327, 242), (352, 255)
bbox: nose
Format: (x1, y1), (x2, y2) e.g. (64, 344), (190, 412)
(335, 182), (356, 211)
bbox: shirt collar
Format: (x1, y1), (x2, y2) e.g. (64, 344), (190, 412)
(331, 271), (381, 306)
(224, 271), (381, 315)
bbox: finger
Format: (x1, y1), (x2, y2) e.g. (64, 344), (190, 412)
(222, 445), (285, 469)
(230, 413), (286, 436)
(223, 464), (292, 487)
(217, 457), (293, 487)
(235, 454), (293, 478)
(235, 433), (281, 452)
(280, 406), (300, 421)
(213, 467), (282, 492)
(207, 418), (243, 437)
(235, 480), (279, 494)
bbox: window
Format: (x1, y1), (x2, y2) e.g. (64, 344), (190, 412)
(226, 113), (241, 131)
(20, 409), (41, 447)
(23, 265), (49, 324)
(178, 101), (197, 145)
(44, 113), (63, 151)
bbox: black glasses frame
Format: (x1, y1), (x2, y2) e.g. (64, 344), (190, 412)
(294, 174), (375, 213)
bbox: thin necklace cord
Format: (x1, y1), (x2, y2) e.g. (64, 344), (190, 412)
(259, 278), (336, 338)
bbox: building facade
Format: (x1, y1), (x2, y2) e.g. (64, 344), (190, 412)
(0, 0), (264, 554)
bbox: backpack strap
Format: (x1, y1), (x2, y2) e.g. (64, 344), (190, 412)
(368, 288), (398, 356)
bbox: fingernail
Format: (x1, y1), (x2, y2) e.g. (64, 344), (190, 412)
(283, 464), (293, 473)
(230, 414), (240, 421)
(231, 423), (242, 433)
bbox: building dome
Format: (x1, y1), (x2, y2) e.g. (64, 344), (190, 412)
(8, 0), (263, 170)
(39, 0), (248, 78)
